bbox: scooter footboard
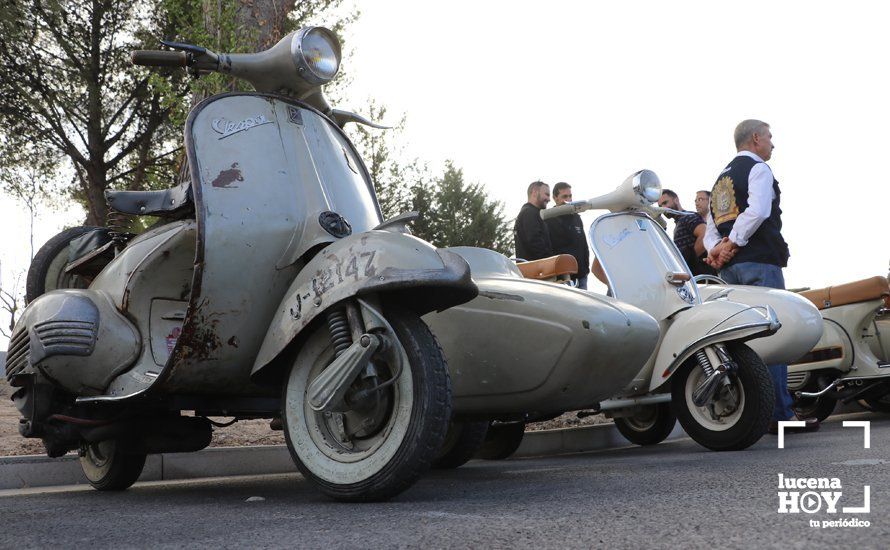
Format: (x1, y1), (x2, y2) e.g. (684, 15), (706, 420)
(648, 300), (779, 392)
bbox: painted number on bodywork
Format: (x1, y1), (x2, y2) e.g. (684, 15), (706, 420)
(289, 250), (377, 320)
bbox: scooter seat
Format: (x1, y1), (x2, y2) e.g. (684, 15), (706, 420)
(104, 181), (191, 217)
(799, 276), (890, 310)
(517, 254), (578, 280)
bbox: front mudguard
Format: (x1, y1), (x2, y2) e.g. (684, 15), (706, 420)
(698, 284), (824, 368)
(648, 300), (780, 392)
(251, 230), (476, 380)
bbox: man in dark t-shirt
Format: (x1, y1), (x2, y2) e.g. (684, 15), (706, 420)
(658, 189), (716, 276)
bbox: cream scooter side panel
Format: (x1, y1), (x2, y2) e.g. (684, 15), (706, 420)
(697, 285), (823, 365)
(786, 319), (852, 373)
(647, 300), (778, 392)
(806, 300), (887, 377)
(869, 310), (890, 362)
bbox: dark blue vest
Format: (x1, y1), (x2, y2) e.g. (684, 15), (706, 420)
(710, 155), (790, 267)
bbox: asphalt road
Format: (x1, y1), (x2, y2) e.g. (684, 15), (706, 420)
(2, 413), (888, 549)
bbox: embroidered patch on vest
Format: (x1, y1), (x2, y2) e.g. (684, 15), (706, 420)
(712, 176), (740, 225)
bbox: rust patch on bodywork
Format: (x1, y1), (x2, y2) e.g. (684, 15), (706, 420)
(211, 163), (244, 188)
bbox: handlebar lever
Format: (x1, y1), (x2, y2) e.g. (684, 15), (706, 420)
(160, 40), (208, 56)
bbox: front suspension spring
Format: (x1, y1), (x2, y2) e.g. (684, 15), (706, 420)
(696, 349), (714, 377)
(327, 307), (352, 357)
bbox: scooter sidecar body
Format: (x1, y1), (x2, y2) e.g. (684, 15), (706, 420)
(422, 247), (661, 416)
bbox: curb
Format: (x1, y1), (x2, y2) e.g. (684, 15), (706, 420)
(0, 422), (685, 491)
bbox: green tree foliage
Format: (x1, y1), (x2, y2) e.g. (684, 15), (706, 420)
(348, 102), (511, 254)
(414, 161), (512, 255)
(0, 0), (186, 225)
(0, 0), (357, 226)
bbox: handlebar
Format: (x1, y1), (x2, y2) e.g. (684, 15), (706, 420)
(540, 201), (591, 220)
(131, 50), (189, 68)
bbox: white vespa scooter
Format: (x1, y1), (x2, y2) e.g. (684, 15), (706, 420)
(542, 170), (819, 451)
(784, 276), (890, 419)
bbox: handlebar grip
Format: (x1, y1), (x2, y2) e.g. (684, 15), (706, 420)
(131, 50), (188, 68)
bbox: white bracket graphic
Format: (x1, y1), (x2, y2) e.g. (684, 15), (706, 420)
(777, 420), (805, 449)
(842, 485), (871, 513)
(842, 421), (870, 449)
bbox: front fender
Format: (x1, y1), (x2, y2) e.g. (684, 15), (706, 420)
(251, 230), (476, 378)
(648, 300), (779, 392)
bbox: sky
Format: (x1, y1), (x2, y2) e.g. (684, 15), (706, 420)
(1, 0), (888, 348)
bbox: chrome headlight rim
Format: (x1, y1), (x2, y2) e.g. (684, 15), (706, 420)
(632, 169), (662, 204)
(291, 26), (341, 86)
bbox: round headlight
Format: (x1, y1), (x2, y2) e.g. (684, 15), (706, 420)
(632, 169), (662, 203)
(292, 27), (341, 85)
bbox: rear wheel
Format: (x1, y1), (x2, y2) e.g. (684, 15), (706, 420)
(671, 343), (774, 451)
(282, 303), (451, 502)
(433, 421), (489, 469)
(26, 226), (102, 303)
(614, 402), (676, 446)
(475, 421), (526, 460)
(80, 440), (146, 491)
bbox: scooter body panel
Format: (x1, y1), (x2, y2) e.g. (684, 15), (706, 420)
(424, 247), (660, 415)
(590, 212), (700, 321)
(697, 284), (824, 366)
(252, 230), (476, 377)
(869, 308), (890, 362)
(789, 299), (887, 378)
(646, 300), (778, 392)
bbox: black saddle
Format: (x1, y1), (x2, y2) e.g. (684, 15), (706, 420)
(104, 180), (192, 216)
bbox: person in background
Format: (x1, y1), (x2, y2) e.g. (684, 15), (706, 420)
(658, 189), (716, 276)
(545, 182), (590, 289)
(514, 181), (553, 261)
(704, 119), (816, 435)
(694, 190), (711, 220)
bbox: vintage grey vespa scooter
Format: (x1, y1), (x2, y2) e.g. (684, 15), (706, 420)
(543, 170), (798, 451)
(5, 27), (478, 502)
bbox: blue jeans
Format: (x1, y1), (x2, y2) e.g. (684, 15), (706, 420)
(576, 275), (588, 290)
(718, 262), (794, 421)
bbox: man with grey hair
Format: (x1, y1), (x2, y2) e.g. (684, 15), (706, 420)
(704, 120), (815, 434)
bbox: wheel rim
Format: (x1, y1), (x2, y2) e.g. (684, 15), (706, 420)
(623, 406), (659, 432)
(43, 245), (88, 293)
(684, 367), (746, 432)
(285, 327), (414, 484)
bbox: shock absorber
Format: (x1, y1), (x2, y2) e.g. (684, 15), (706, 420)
(327, 307), (352, 357)
(696, 348), (714, 377)
(106, 209), (133, 248)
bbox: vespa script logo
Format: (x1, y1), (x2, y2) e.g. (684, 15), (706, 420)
(211, 114), (273, 140)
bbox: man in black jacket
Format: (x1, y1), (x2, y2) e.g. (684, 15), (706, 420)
(545, 182), (590, 288)
(513, 181), (552, 261)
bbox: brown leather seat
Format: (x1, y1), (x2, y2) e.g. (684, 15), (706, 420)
(517, 254), (578, 280)
(800, 276), (890, 310)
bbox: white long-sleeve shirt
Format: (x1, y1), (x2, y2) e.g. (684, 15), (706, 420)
(704, 150), (776, 251)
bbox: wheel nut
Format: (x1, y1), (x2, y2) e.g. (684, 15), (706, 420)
(360, 335), (371, 347)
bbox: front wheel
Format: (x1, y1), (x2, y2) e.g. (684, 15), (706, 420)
(80, 440), (146, 491)
(671, 343), (774, 451)
(614, 403), (676, 446)
(282, 303), (452, 502)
